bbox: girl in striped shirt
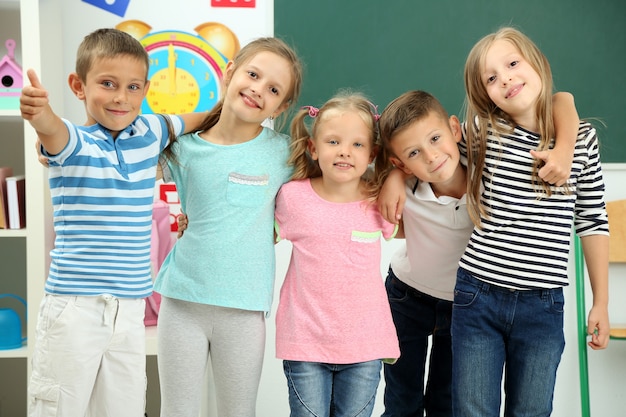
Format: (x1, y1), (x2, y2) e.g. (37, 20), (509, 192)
(453, 26), (609, 417)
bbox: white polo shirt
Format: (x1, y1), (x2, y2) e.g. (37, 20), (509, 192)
(390, 177), (474, 301)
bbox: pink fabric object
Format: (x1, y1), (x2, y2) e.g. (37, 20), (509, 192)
(145, 200), (174, 326)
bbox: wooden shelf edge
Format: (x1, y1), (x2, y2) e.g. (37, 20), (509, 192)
(609, 326), (626, 340)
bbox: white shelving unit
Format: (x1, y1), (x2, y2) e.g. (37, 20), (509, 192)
(0, 0), (53, 414)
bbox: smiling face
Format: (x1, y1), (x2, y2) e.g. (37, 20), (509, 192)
(482, 39), (542, 128)
(309, 110), (375, 186)
(69, 55), (149, 138)
(222, 50), (293, 125)
(389, 111), (462, 186)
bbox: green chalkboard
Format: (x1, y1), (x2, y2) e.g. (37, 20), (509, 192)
(275, 0), (626, 163)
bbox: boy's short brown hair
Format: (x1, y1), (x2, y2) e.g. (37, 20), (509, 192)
(378, 90), (450, 154)
(75, 28), (149, 81)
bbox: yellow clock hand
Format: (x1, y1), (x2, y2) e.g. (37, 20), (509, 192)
(168, 43), (176, 94)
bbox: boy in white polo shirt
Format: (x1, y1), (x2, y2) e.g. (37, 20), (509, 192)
(376, 90), (471, 417)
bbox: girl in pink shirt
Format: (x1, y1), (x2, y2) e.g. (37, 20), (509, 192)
(274, 92), (400, 417)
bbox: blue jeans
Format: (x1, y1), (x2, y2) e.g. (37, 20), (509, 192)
(382, 270), (453, 417)
(451, 268), (565, 417)
(283, 360), (382, 417)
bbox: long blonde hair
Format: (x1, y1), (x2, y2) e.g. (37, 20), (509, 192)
(162, 37), (303, 162)
(288, 91), (381, 200)
(463, 26), (555, 226)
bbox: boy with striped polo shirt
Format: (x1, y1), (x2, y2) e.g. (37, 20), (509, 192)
(19, 28), (206, 417)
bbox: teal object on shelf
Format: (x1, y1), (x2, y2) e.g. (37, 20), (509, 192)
(574, 235), (591, 417)
(0, 294), (27, 350)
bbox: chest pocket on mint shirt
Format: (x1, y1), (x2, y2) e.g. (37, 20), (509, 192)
(226, 172), (270, 207)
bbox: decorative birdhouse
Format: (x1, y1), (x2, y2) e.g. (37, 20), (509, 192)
(0, 39), (22, 110)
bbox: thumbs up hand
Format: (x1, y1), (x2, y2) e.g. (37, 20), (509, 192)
(20, 69), (50, 121)
(20, 69), (69, 154)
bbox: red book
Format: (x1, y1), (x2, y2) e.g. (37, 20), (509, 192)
(6, 175), (25, 229)
(0, 167), (14, 229)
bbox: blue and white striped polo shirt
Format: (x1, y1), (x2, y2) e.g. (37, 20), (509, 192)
(43, 114), (184, 298)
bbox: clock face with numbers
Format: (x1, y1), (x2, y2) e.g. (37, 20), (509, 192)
(140, 30), (228, 114)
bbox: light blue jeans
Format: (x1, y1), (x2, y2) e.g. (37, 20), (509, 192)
(451, 268), (565, 417)
(283, 360), (382, 417)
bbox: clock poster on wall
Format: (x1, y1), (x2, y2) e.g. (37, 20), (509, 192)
(68, 0), (271, 121)
(116, 20), (238, 115)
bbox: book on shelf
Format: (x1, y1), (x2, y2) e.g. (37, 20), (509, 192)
(0, 166), (14, 229)
(6, 175), (25, 229)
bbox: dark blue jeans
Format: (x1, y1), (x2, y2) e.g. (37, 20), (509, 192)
(451, 268), (565, 417)
(381, 269), (453, 417)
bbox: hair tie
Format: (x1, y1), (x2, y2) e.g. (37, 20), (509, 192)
(367, 101), (381, 121)
(301, 105), (319, 118)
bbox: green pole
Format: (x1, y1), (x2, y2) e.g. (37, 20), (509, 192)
(575, 235), (591, 417)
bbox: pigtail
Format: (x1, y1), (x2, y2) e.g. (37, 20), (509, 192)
(371, 138), (395, 199)
(288, 108), (321, 180)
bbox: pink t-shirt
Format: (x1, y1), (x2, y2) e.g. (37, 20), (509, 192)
(274, 179), (400, 364)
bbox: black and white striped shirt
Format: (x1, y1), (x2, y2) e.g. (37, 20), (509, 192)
(459, 121), (609, 289)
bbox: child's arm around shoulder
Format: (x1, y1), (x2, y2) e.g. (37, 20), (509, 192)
(20, 69), (68, 155)
(580, 233), (610, 350)
(377, 167), (411, 224)
(530, 92), (579, 186)
(178, 111), (209, 134)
